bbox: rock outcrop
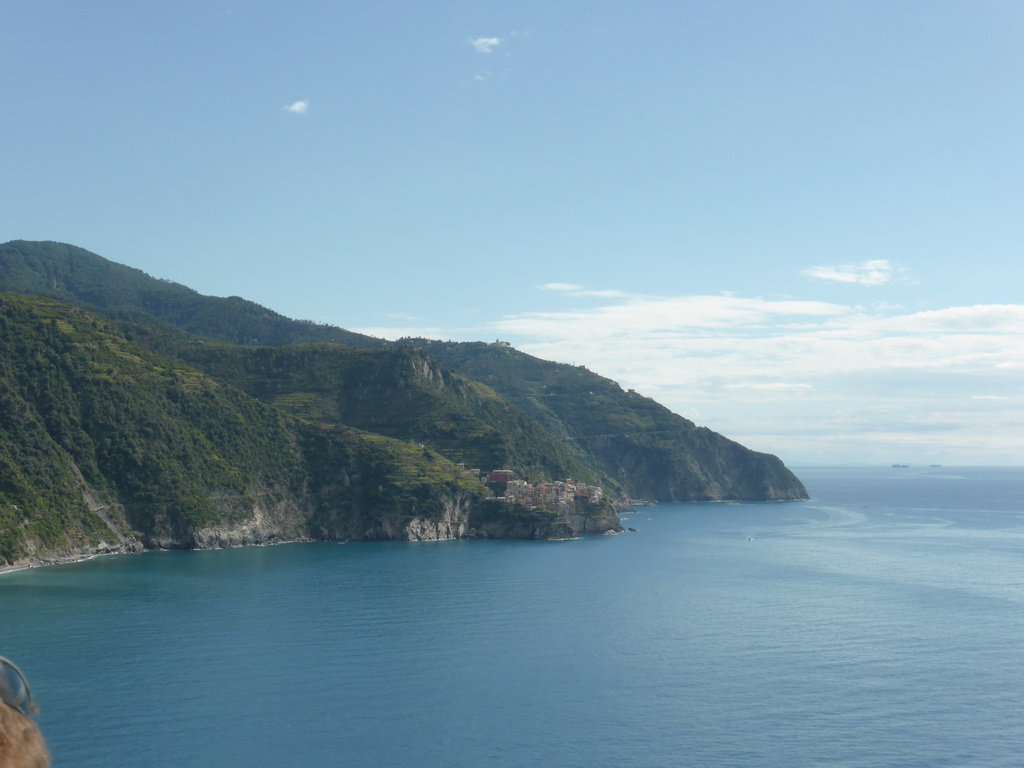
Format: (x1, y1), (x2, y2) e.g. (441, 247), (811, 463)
(466, 498), (624, 541)
(0, 242), (810, 571)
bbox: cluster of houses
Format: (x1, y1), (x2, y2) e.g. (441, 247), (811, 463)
(502, 478), (604, 511)
(482, 469), (604, 512)
(455, 464), (605, 512)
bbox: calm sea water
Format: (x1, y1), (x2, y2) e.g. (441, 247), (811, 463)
(2, 466), (1023, 767)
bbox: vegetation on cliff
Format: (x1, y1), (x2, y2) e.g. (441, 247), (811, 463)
(401, 340), (804, 501)
(0, 239), (808, 566)
(164, 341), (601, 486)
(0, 240), (378, 348)
(0, 294), (487, 565)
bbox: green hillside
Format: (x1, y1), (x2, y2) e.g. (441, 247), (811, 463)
(0, 240), (808, 514)
(164, 341), (602, 487)
(403, 340), (805, 501)
(0, 240), (381, 348)
(0, 294), (493, 566)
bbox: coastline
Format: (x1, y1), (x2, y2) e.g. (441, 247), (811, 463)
(0, 547), (136, 576)
(0, 537), (313, 576)
(0, 502), (621, 574)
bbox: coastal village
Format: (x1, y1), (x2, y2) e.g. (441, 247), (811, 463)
(457, 465), (605, 512)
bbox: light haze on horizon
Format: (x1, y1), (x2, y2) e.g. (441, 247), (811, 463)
(3, 1), (1023, 466)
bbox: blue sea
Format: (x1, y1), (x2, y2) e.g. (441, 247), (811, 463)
(3, 466), (1024, 767)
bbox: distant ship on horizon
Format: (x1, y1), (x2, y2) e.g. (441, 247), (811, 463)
(892, 463), (909, 468)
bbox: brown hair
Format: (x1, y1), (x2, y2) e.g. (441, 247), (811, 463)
(0, 705), (49, 768)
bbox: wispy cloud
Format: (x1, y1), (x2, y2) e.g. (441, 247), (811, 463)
(470, 37), (501, 54)
(480, 288), (1024, 464)
(359, 279), (1024, 462)
(802, 259), (906, 285)
(538, 282), (631, 299)
(283, 100), (309, 114)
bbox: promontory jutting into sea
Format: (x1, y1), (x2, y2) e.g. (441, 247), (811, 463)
(0, 240), (805, 570)
(2, 242), (1023, 768)
(6, 467), (1024, 767)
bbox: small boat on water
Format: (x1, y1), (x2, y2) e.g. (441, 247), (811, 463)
(892, 463), (909, 468)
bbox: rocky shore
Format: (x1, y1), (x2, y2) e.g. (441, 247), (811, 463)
(0, 495), (626, 573)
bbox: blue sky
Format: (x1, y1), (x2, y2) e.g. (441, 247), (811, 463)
(4, 1), (1023, 465)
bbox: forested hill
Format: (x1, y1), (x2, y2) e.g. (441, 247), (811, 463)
(0, 293), (613, 568)
(0, 240), (382, 348)
(401, 339), (804, 502)
(169, 341), (604, 489)
(0, 240), (808, 516)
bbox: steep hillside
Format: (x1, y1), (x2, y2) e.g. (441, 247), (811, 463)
(0, 240), (808, 503)
(163, 341), (603, 486)
(0, 240), (381, 348)
(0, 294), (568, 568)
(404, 340), (806, 501)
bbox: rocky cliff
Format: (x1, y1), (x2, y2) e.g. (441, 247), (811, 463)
(465, 498), (623, 540)
(403, 340), (809, 502)
(0, 295), (568, 569)
(0, 241), (810, 570)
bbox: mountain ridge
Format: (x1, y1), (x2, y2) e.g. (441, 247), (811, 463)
(0, 239), (382, 348)
(0, 292), (614, 568)
(0, 240), (806, 567)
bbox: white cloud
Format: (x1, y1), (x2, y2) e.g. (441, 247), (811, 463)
(537, 282), (631, 298)
(743, 382), (815, 392)
(480, 288), (1024, 464)
(471, 37), (501, 54)
(576, 289), (630, 298)
(802, 259), (905, 285)
(887, 304), (1024, 333)
(499, 295), (845, 339)
(283, 100), (309, 114)
(360, 282), (1024, 463)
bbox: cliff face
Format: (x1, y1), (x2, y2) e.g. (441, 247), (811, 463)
(404, 341), (809, 502)
(0, 241), (807, 502)
(584, 428), (806, 502)
(153, 490), (313, 550)
(0, 295), (552, 569)
(5, 484), (603, 571)
(172, 338), (807, 503)
(564, 499), (625, 535)
(167, 342), (599, 486)
(0, 242), (811, 569)
(465, 498), (623, 540)
(309, 490), (477, 543)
